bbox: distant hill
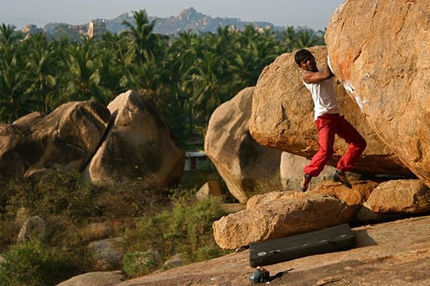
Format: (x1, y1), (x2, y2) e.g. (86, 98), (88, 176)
(17, 7), (310, 37)
(103, 7), (284, 35)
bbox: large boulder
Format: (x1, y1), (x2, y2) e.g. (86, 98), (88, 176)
(26, 101), (111, 176)
(213, 192), (354, 249)
(0, 101), (110, 197)
(325, 1), (430, 185)
(249, 46), (411, 176)
(83, 90), (185, 190)
(365, 179), (430, 214)
(205, 87), (282, 203)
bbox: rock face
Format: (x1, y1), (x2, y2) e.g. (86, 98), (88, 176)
(249, 46), (410, 176)
(0, 101), (110, 196)
(205, 87), (282, 203)
(325, 1), (430, 184)
(84, 90), (185, 189)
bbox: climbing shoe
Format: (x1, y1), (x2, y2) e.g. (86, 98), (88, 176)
(300, 174), (312, 192)
(333, 170), (352, 189)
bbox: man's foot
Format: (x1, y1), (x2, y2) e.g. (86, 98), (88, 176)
(300, 174), (312, 192)
(333, 170), (352, 189)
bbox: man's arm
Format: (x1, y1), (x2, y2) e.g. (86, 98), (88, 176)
(303, 59), (334, 84)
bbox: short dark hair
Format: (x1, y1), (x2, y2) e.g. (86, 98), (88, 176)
(294, 49), (314, 65)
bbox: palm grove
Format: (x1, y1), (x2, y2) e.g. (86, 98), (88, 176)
(0, 10), (324, 146)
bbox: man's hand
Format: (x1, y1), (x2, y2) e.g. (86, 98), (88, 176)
(302, 57), (333, 84)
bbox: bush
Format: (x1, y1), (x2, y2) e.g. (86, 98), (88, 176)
(5, 172), (96, 220)
(122, 251), (159, 278)
(4, 171), (171, 222)
(122, 192), (231, 276)
(0, 240), (79, 286)
(0, 220), (21, 252)
(1, 170), (233, 282)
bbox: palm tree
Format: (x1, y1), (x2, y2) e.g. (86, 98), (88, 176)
(121, 10), (169, 64)
(229, 26), (278, 91)
(0, 24), (30, 122)
(212, 25), (237, 57)
(277, 26), (297, 53)
(20, 32), (59, 113)
(184, 50), (229, 126)
(0, 24), (21, 46)
(160, 30), (201, 140)
(60, 36), (109, 104)
(294, 29), (325, 49)
(93, 47), (128, 101)
(119, 9), (171, 110)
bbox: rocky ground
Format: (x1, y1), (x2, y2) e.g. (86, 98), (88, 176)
(117, 215), (430, 286)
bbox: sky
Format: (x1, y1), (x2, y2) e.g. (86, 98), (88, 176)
(1, 0), (344, 30)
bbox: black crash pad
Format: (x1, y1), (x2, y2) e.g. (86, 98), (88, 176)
(249, 223), (356, 267)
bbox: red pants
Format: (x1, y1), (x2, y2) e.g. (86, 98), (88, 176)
(304, 113), (367, 177)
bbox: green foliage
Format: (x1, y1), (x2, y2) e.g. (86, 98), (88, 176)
(0, 220), (21, 252)
(5, 171), (169, 221)
(122, 251), (159, 278)
(5, 172), (95, 220)
(0, 168), (231, 283)
(0, 240), (79, 286)
(122, 192), (230, 277)
(92, 180), (171, 219)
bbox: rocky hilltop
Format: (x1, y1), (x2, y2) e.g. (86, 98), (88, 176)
(23, 7), (289, 37)
(106, 7), (282, 35)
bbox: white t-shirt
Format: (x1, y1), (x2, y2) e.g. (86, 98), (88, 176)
(303, 78), (339, 121)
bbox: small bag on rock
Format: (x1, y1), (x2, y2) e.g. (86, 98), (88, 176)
(249, 266), (270, 283)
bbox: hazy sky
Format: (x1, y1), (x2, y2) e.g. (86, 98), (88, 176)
(1, 0), (344, 30)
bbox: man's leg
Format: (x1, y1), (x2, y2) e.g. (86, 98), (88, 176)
(335, 115), (367, 172)
(301, 116), (335, 191)
(304, 116), (336, 177)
